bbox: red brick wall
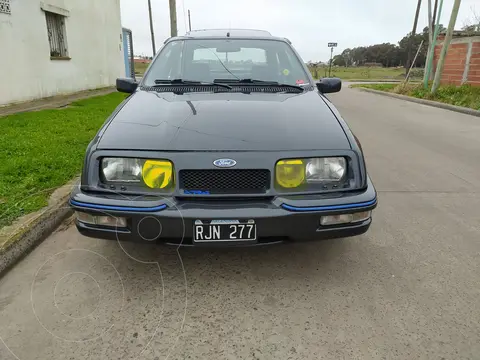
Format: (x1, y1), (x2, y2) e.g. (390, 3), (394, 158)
(433, 35), (480, 86)
(470, 42), (480, 85)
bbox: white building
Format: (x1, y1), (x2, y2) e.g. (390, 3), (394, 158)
(0, 0), (124, 106)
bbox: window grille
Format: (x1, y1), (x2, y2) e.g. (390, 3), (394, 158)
(45, 11), (68, 58)
(0, 0), (11, 15)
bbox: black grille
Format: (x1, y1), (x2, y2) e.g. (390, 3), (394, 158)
(180, 169), (271, 194)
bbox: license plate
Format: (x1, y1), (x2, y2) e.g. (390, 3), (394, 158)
(193, 220), (256, 243)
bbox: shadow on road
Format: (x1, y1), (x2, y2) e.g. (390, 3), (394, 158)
(112, 237), (365, 284)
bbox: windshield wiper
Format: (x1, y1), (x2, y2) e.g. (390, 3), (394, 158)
(214, 78), (304, 91)
(153, 79), (232, 89)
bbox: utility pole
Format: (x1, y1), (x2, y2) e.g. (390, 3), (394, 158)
(427, 0), (433, 44)
(188, 9), (192, 31)
(424, 0), (444, 88)
(423, 0), (434, 85)
(405, 0), (422, 71)
(432, 0), (462, 94)
(169, 0), (178, 37)
(147, 0), (156, 56)
(432, 0), (439, 31)
(328, 48), (333, 76)
(327, 42), (337, 77)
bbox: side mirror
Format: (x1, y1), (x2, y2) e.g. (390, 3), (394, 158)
(116, 78), (138, 94)
(316, 77), (342, 93)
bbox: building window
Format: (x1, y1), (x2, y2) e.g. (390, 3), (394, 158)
(0, 0), (11, 15)
(45, 11), (68, 58)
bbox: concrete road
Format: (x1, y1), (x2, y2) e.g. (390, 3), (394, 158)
(1, 87), (480, 360)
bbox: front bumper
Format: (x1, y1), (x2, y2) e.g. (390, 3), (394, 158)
(70, 177), (377, 247)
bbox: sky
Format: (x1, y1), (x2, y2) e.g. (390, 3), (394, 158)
(120, 0), (478, 62)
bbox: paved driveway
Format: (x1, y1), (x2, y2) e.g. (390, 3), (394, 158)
(1, 87), (479, 360)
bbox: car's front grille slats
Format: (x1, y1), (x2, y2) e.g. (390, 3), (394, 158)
(179, 169), (270, 194)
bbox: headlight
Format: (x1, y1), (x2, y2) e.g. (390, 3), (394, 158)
(305, 157), (346, 182)
(275, 159), (305, 188)
(276, 157), (346, 189)
(142, 160), (174, 189)
(101, 158), (174, 189)
(102, 158), (142, 182)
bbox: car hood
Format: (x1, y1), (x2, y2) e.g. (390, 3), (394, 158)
(98, 90), (350, 151)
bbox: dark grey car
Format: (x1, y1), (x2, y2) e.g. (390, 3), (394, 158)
(70, 29), (377, 246)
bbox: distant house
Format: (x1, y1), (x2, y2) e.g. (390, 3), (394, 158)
(433, 31), (480, 86)
(0, 0), (124, 106)
(363, 62), (383, 68)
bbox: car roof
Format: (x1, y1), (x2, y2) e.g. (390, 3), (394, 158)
(186, 28), (272, 37)
(165, 28), (292, 44)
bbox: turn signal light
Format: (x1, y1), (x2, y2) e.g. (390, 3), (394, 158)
(76, 212), (127, 227)
(320, 211), (371, 226)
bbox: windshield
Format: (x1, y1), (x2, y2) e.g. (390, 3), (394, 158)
(143, 38), (310, 87)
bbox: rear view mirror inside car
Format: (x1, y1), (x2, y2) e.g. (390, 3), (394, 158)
(215, 45), (241, 53)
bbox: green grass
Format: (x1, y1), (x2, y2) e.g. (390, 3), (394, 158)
(0, 93), (127, 228)
(309, 66), (409, 80)
(134, 62), (150, 75)
(352, 83), (480, 110)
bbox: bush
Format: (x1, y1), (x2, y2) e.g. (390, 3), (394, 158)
(408, 68), (424, 79)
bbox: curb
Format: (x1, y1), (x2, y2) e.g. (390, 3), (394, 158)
(347, 80), (421, 84)
(347, 79), (404, 83)
(0, 179), (78, 276)
(0, 87), (116, 117)
(355, 87), (480, 118)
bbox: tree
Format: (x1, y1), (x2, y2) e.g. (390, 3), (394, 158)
(462, 6), (480, 32)
(341, 48), (354, 67)
(398, 25), (444, 67)
(332, 55), (346, 66)
(351, 47), (367, 65)
(368, 43), (399, 67)
(399, 30), (428, 67)
(324, 26), (446, 68)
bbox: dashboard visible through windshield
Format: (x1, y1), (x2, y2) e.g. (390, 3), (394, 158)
(142, 38), (310, 87)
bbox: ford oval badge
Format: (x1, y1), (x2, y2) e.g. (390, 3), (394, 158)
(213, 158), (237, 168)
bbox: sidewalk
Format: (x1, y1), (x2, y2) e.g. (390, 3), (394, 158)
(0, 87), (116, 117)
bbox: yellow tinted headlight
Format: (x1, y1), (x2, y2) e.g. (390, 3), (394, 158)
(142, 160), (174, 189)
(275, 159), (305, 188)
